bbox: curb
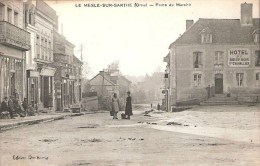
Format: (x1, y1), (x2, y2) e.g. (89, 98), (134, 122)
(0, 113), (85, 132)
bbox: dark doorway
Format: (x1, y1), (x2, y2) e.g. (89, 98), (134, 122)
(215, 74), (223, 94)
(43, 77), (49, 108)
(10, 72), (15, 96)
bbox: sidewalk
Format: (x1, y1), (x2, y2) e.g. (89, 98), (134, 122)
(0, 112), (88, 132)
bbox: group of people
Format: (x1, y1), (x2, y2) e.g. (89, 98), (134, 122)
(111, 91), (133, 120)
(0, 96), (35, 119)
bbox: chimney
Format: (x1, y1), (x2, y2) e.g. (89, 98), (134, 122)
(186, 20), (194, 30)
(241, 3), (253, 26)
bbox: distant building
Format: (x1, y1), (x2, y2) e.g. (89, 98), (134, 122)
(73, 55), (83, 107)
(52, 31), (82, 111)
(88, 70), (131, 110)
(88, 71), (119, 98)
(164, 3), (260, 109)
(0, 0), (30, 102)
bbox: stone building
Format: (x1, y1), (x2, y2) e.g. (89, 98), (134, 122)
(88, 70), (131, 110)
(23, 0), (58, 111)
(0, 0), (30, 102)
(52, 31), (82, 111)
(88, 71), (119, 98)
(164, 3), (260, 109)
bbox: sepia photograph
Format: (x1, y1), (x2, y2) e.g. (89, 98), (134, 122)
(0, 0), (259, 165)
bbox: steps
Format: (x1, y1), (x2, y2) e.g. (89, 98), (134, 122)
(200, 94), (239, 106)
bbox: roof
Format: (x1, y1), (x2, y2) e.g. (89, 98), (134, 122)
(73, 55), (83, 65)
(170, 18), (260, 47)
(89, 72), (116, 86)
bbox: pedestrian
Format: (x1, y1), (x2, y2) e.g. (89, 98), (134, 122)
(125, 91), (133, 119)
(157, 103), (161, 111)
(8, 96), (15, 119)
(111, 93), (119, 119)
(1, 97), (13, 119)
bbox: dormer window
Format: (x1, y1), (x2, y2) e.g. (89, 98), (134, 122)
(252, 29), (259, 44)
(200, 28), (213, 44)
(201, 34), (212, 43)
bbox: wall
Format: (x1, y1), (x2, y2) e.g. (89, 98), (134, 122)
(171, 43), (260, 103)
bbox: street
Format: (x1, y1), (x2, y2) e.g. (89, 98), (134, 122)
(0, 104), (259, 166)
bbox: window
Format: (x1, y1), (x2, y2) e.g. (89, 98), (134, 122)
(7, 8), (12, 23)
(41, 37), (44, 59)
(254, 33), (259, 43)
(14, 11), (18, 26)
(0, 3), (4, 21)
(236, 73), (244, 87)
(194, 74), (202, 87)
(215, 51), (224, 65)
(201, 34), (212, 43)
(193, 52), (202, 68)
(48, 41), (51, 60)
(256, 51), (260, 66)
(256, 73), (260, 86)
(36, 35), (40, 58)
(45, 38), (47, 60)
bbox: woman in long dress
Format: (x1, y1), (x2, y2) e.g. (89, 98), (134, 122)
(125, 91), (133, 119)
(112, 93), (119, 119)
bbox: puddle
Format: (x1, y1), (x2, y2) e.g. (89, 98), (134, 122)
(107, 123), (146, 128)
(81, 138), (102, 143)
(39, 138), (58, 142)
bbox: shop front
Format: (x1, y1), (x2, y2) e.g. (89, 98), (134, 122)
(38, 67), (55, 110)
(0, 55), (24, 102)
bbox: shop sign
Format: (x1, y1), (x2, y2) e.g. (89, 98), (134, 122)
(28, 70), (39, 77)
(40, 68), (55, 76)
(228, 48), (250, 67)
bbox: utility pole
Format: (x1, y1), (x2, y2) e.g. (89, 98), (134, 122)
(80, 44), (83, 61)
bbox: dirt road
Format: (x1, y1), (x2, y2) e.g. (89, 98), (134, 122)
(0, 105), (259, 166)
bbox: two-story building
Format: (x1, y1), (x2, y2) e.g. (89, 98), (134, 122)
(165, 3), (260, 109)
(0, 0), (30, 102)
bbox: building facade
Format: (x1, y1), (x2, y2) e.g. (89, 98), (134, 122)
(164, 3), (260, 109)
(52, 31), (82, 111)
(24, 0), (57, 111)
(88, 71), (119, 98)
(0, 0), (30, 102)
(73, 55), (83, 107)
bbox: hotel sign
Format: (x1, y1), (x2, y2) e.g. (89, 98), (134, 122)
(228, 48), (250, 67)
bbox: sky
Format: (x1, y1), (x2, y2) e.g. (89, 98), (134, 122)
(46, 0), (259, 78)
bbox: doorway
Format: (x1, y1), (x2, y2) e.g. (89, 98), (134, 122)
(215, 74), (223, 94)
(43, 77), (49, 108)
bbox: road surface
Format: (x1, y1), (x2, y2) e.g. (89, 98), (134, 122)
(0, 105), (259, 166)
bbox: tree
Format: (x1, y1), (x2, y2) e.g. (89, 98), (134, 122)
(107, 60), (120, 72)
(82, 61), (91, 79)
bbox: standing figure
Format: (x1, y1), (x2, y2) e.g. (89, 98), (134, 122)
(125, 91), (133, 120)
(112, 93), (119, 119)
